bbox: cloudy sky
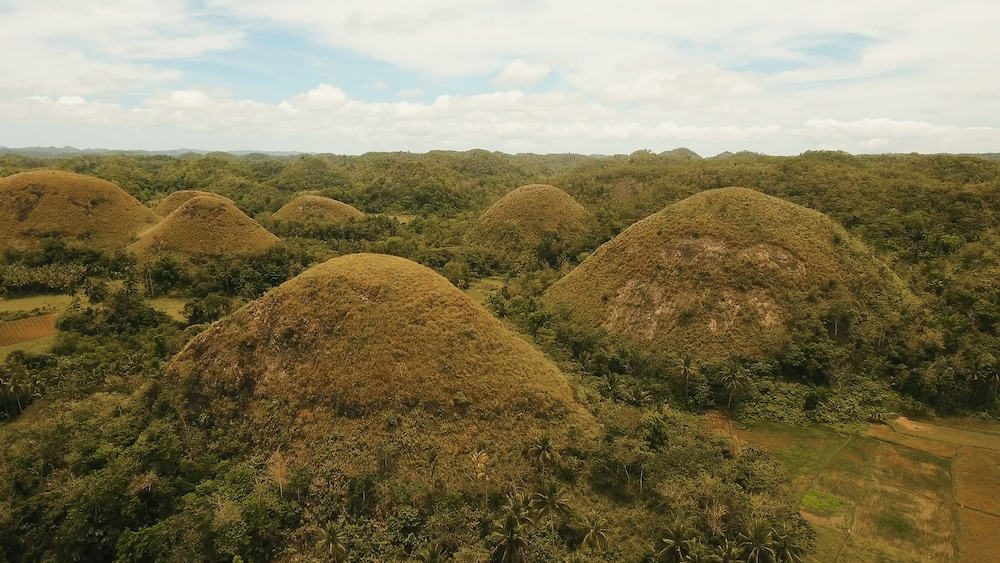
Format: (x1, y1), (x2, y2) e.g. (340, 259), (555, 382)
(1, 0), (997, 155)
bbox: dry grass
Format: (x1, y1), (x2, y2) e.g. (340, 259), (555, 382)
(544, 187), (911, 362)
(273, 194), (363, 225)
(955, 447), (1000, 515)
(471, 184), (590, 261)
(852, 482), (954, 560)
(873, 444), (952, 503)
(0, 314), (56, 346)
(147, 297), (189, 322)
(957, 508), (1000, 562)
(153, 190), (233, 216)
(129, 196), (279, 259)
(815, 436), (879, 501)
(165, 253), (596, 492)
(0, 169), (160, 251)
(0, 334), (55, 360)
(889, 416), (1000, 451)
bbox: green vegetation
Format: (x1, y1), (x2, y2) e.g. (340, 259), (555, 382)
(1, 148), (1000, 561)
(801, 489), (848, 517)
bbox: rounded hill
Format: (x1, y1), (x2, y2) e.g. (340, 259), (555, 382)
(129, 196), (278, 259)
(153, 190), (232, 216)
(544, 187), (910, 362)
(0, 169), (159, 251)
(472, 184), (591, 264)
(165, 253), (595, 489)
(273, 194), (363, 225)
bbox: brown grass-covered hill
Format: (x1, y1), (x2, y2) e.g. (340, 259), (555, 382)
(153, 189), (233, 216)
(273, 194), (363, 225)
(129, 196), (278, 259)
(165, 253), (595, 491)
(0, 170), (159, 251)
(471, 184), (591, 263)
(544, 187), (911, 362)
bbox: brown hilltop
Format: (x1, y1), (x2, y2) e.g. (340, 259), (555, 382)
(129, 196), (278, 259)
(273, 194), (363, 225)
(472, 183), (591, 264)
(165, 253), (595, 489)
(544, 187), (911, 363)
(0, 169), (160, 251)
(154, 190), (233, 216)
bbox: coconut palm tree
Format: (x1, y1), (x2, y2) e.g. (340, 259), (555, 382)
(718, 368), (750, 410)
(490, 513), (528, 563)
(504, 491), (535, 527)
(527, 436), (562, 469)
(739, 520), (775, 563)
(656, 522), (692, 563)
(530, 481), (571, 523)
(771, 523), (805, 562)
(679, 355), (696, 399)
(316, 521), (349, 563)
(578, 514), (610, 552)
(714, 537), (741, 562)
(414, 541), (450, 562)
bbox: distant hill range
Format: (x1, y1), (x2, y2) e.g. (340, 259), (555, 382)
(0, 146), (304, 157)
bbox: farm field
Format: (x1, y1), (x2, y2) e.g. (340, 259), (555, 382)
(713, 415), (1000, 562)
(0, 294), (76, 358)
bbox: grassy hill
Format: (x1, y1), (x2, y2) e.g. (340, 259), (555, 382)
(153, 189), (233, 216)
(471, 183), (591, 266)
(165, 253), (595, 491)
(129, 195), (278, 259)
(544, 187), (912, 364)
(0, 169), (159, 251)
(273, 194), (363, 224)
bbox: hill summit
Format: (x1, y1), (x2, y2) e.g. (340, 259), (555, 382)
(129, 196), (278, 259)
(472, 184), (590, 265)
(0, 169), (159, 251)
(154, 190), (233, 216)
(165, 253), (594, 489)
(544, 187), (910, 362)
(273, 194), (363, 225)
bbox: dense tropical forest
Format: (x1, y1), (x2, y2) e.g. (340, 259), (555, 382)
(0, 148), (997, 562)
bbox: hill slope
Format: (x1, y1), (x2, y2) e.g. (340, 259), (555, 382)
(165, 253), (595, 489)
(273, 194), (363, 224)
(472, 183), (591, 264)
(544, 187), (910, 362)
(129, 196), (278, 259)
(0, 170), (159, 251)
(153, 189), (233, 216)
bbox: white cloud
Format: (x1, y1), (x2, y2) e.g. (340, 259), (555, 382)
(1, 0), (999, 153)
(3, 85), (996, 155)
(493, 59), (551, 87)
(396, 88), (425, 99)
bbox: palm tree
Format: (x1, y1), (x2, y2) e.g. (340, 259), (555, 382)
(656, 522), (692, 563)
(504, 491), (535, 527)
(424, 449), (440, 483)
(527, 436), (562, 469)
(679, 355), (696, 399)
(739, 520), (775, 563)
(530, 481), (571, 523)
(714, 537), (741, 562)
(490, 513), (527, 563)
(414, 542), (450, 562)
(578, 514), (610, 552)
(683, 539), (720, 563)
(316, 521), (349, 563)
(771, 523), (805, 562)
(719, 369), (750, 410)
